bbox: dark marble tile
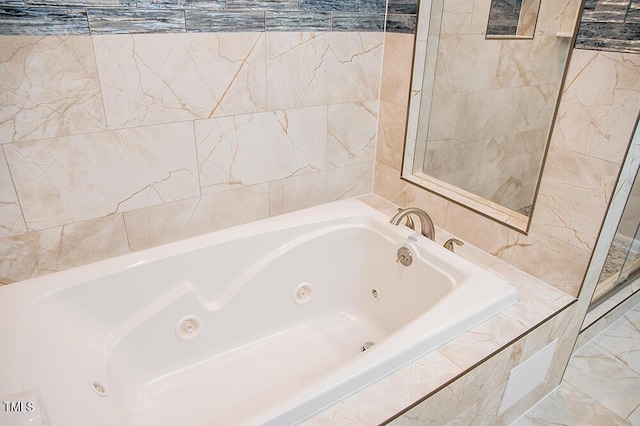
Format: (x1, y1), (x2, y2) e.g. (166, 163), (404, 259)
(386, 0), (418, 14)
(136, 0), (223, 9)
(487, 24), (518, 35)
(582, 10), (627, 22)
(576, 21), (640, 53)
(300, 0), (357, 12)
(583, 0), (599, 10)
(265, 10), (330, 30)
(385, 13), (416, 33)
(358, 0), (385, 13)
(0, 6), (89, 34)
(226, 0), (298, 10)
(627, 0), (640, 23)
(26, 0), (134, 5)
(331, 12), (384, 31)
(486, 0), (521, 35)
(582, 0), (630, 22)
(87, 8), (185, 33)
(186, 10), (265, 31)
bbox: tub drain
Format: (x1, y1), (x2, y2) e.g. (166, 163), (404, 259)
(361, 341), (375, 352)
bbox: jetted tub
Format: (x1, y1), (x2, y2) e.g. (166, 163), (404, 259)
(0, 199), (517, 426)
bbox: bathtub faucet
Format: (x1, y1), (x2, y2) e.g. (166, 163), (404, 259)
(390, 207), (435, 241)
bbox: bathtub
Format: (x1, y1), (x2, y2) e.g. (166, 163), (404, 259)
(0, 199), (517, 426)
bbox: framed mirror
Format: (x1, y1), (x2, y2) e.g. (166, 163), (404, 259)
(402, 0), (581, 232)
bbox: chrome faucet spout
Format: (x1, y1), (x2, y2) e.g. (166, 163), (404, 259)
(390, 207), (435, 241)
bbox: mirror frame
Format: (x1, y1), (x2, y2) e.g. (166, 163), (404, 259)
(400, 0), (581, 234)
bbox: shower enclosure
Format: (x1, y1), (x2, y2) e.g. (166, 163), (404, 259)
(591, 168), (640, 306)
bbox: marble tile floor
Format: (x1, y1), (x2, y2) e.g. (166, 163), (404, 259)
(512, 301), (640, 425)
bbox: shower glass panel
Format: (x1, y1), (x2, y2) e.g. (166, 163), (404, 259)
(592, 168), (640, 304)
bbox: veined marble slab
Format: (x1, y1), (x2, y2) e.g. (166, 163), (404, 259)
(577, 0), (640, 53)
(137, 0), (224, 9)
(3, 122), (200, 230)
(226, 0), (299, 10)
(300, 0), (358, 12)
(185, 10), (265, 32)
(87, 8), (185, 33)
(0, 6), (89, 34)
(264, 11), (330, 31)
(331, 12), (385, 31)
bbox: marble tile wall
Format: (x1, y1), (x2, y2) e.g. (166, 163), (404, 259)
(376, 31), (640, 299)
(0, 0), (419, 35)
(0, 31), (383, 284)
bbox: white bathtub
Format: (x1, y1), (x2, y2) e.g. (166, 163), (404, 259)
(0, 199), (517, 426)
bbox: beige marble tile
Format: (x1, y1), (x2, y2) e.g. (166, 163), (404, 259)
(356, 193), (400, 218)
(4, 122), (200, 230)
(441, 0), (473, 35)
(444, 383), (506, 426)
(402, 181), (451, 227)
(440, 200), (519, 259)
(434, 33), (501, 94)
(392, 342), (522, 424)
(552, 50), (640, 164)
(327, 101), (377, 169)
(268, 163), (372, 216)
(265, 32), (383, 111)
(470, 0), (492, 34)
(124, 184), (269, 251)
(507, 232), (590, 297)
(628, 404), (640, 425)
(453, 85), (553, 143)
(532, 0), (580, 37)
(592, 308), (640, 376)
(380, 32), (414, 106)
(533, 147), (619, 253)
(426, 93), (459, 141)
(524, 382), (631, 426)
(373, 161), (407, 206)
(373, 161), (450, 227)
(516, 0), (541, 37)
(564, 344), (640, 419)
(93, 33), (267, 130)
(0, 36), (107, 143)
(375, 101), (407, 172)
(0, 150), (26, 238)
(516, 305), (575, 361)
(195, 106), (327, 195)
(0, 214), (128, 285)
(496, 36), (567, 88)
(437, 313), (527, 370)
(579, 291), (640, 351)
(405, 350), (463, 404)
